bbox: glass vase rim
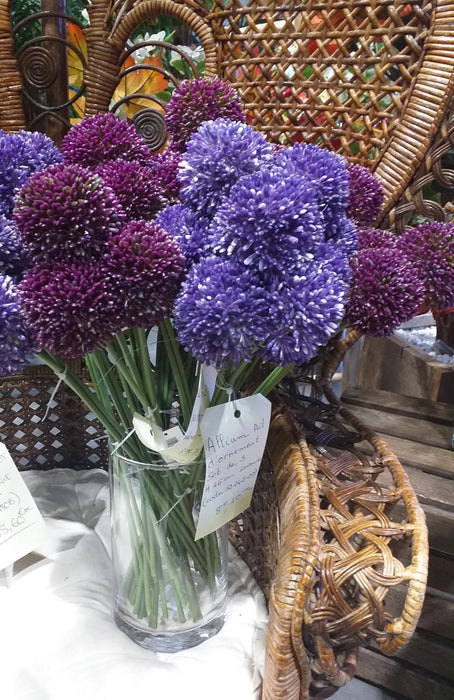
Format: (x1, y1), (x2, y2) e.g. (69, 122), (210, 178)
(109, 443), (205, 471)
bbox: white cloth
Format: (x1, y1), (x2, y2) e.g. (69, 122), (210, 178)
(0, 469), (267, 700)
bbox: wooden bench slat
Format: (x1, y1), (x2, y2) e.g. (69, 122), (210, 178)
(342, 386), (454, 425)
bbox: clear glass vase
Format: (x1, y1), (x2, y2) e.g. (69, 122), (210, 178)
(109, 448), (229, 652)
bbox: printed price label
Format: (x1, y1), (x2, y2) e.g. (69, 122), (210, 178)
(195, 394), (271, 540)
(0, 443), (47, 570)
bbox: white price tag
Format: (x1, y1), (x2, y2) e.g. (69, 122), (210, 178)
(0, 443), (47, 570)
(195, 394), (271, 540)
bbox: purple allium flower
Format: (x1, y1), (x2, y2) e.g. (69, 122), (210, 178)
(397, 222), (454, 311)
(0, 130), (62, 217)
(96, 159), (164, 220)
(0, 275), (35, 374)
(346, 162), (384, 227)
(346, 248), (425, 336)
(358, 226), (399, 250)
(259, 257), (348, 365)
(165, 77), (245, 152)
(103, 220), (186, 328)
(19, 263), (118, 358)
(61, 113), (151, 167)
(324, 215), (358, 259)
(274, 143), (350, 233)
(174, 257), (271, 367)
(0, 215), (23, 277)
(156, 204), (210, 267)
(179, 119), (274, 215)
(14, 163), (125, 265)
(148, 148), (182, 204)
(209, 168), (324, 270)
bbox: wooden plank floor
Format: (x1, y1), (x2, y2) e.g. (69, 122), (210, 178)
(341, 387), (454, 700)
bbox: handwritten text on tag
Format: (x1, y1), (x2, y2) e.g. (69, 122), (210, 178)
(195, 394), (271, 540)
(0, 443), (47, 570)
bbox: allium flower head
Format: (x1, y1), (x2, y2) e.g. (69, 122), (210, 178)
(274, 143), (350, 234)
(346, 162), (384, 227)
(0, 274), (35, 374)
(346, 247), (424, 336)
(61, 113), (151, 167)
(148, 148), (182, 204)
(156, 203), (210, 267)
(209, 168), (324, 270)
(0, 130), (62, 217)
(174, 257), (271, 367)
(96, 159), (164, 220)
(179, 119), (274, 215)
(259, 256), (348, 365)
(166, 77), (245, 151)
(397, 222), (454, 311)
(14, 163), (125, 265)
(358, 227), (399, 250)
(0, 215), (23, 277)
(19, 263), (119, 358)
(103, 220), (186, 328)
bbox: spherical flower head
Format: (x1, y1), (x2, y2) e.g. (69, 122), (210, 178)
(174, 257), (271, 367)
(209, 168), (324, 271)
(274, 143), (350, 233)
(156, 204), (210, 267)
(326, 215), (358, 259)
(397, 222), (454, 311)
(0, 215), (23, 277)
(259, 255), (348, 365)
(148, 148), (182, 204)
(358, 226), (399, 250)
(0, 130), (62, 217)
(103, 220), (186, 328)
(166, 77), (245, 152)
(179, 119), (274, 215)
(346, 248), (425, 336)
(61, 113), (151, 167)
(346, 162), (384, 227)
(14, 163), (126, 265)
(96, 159), (164, 221)
(0, 274), (35, 374)
(19, 263), (119, 358)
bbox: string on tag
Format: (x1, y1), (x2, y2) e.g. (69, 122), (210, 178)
(154, 487), (194, 524)
(42, 369), (67, 421)
(110, 428), (136, 456)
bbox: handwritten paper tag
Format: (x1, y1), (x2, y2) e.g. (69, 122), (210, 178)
(195, 394), (271, 540)
(0, 443), (47, 570)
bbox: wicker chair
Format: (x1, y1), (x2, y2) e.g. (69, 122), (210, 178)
(2, 0), (450, 697)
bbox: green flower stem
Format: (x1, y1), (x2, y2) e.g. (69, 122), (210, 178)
(131, 327), (159, 411)
(105, 339), (151, 411)
(160, 318), (192, 428)
(86, 351), (131, 432)
(253, 364), (294, 396)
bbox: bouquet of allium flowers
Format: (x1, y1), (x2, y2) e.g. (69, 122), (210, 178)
(0, 78), (452, 647)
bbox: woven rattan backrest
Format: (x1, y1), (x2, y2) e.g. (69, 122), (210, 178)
(2, 0), (454, 216)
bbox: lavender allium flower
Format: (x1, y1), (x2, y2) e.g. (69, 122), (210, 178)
(0, 215), (23, 277)
(260, 258), (348, 365)
(14, 163), (125, 265)
(166, 77), (245, 151)
(346, 162), (384, 227)
(156, 204), (210, 267)
(179, 119), (273, 215)
(174, 257), (271, 367)
(61, 113), (151, 167)
(0, 130), (62, 217)
(148, 148), (182, 204)
(346, 248), (424, 336)
(0, 275), (35, 374)
(398, 222), (454, 311)
(209, 169), (324, 270)
(19, 263), (118, 358)
(96, 159), (164, 220)
(274, 143), (349, 233)
(103, 220), (186, 328)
